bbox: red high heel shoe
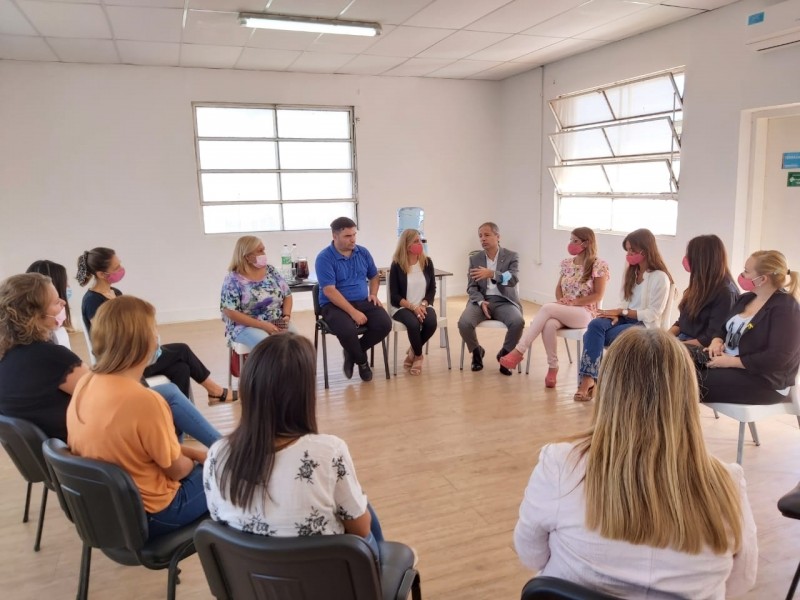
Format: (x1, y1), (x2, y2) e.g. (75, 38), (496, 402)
(545, 367), (558, 388)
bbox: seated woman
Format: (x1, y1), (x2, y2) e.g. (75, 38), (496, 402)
(500, 227), (608, 387)
(0, 273), (219, 447)
(670, 234), (738, 348)
(77, 247), (235, 404)
(574, 228), (673, 401)
(68, 296), (209, 539)
(26, 260), (74, 349)
(220, 236), (296, 349)
(702, 250), (800, 405)
(204, 334), (386, 559)
(389, 229), (438, 376)
(514, 328), (757, 598)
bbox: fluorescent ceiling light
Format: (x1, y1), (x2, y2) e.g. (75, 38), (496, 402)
(239, 13), (382, 37)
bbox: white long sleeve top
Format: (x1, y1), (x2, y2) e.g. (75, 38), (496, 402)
(514, 443), (758, 600)
(624, 270), (671, 329)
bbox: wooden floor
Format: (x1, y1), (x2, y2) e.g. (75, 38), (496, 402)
(1, 297), (799, 599)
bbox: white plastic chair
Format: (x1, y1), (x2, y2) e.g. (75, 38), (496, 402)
(385, 281), (450, 375)
(227, 341), (251, 389)
(705, 377), (800, 465)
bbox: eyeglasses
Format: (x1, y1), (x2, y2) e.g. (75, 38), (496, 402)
(725, 320), (747, 349)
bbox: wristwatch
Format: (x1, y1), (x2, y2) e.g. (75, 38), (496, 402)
(621, 309), (629, 317)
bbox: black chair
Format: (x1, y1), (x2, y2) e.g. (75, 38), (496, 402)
(521, 576), (624, 600)
(0, 415), (54, 551)
(194, 519), (421, 600)
(779, 483), (800, 599)
(312, 283), (390, 389)
(42, 438), (205, 600)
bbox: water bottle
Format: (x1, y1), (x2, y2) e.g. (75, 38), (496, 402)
(281, 244), (292, 278)
(291, 243), (297, 268)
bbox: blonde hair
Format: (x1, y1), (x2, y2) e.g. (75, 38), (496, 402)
(392, 229), (428, 273)
(228, 236), (263, 274)
(0, 273), (54, 359)
(91, 296), (156, 374)
(571, 328), (743, 554)
(751, 250), (799, 299)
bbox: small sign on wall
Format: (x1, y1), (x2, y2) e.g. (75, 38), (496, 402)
(783, 152), (800, 169)
(789, 172), (800, 187)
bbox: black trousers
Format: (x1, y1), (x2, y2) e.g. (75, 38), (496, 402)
(144, 342), (211, 398)
(392, 307), (438, 356)
(321, 300), (392, 365)
(699, 367), (787, 405)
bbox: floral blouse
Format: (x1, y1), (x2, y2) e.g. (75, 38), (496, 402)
(559, 257), (610, 316)
(220, 266), (291, 342)
(203, 434), (368, 537)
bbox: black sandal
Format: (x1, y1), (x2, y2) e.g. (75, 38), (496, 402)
(208, 388), (239, 405)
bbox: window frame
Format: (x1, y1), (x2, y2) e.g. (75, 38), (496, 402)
(192, 102), (359, 234)
(548, 69), (684, 236)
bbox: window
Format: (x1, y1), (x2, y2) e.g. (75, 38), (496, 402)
(548, 69), (684, 235)
(193, 104), (357, 233)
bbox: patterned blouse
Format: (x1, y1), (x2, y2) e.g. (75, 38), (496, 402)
(559, 257), (610, 316)
(220, 266), (291, 342)
(203, 434), (368, 537)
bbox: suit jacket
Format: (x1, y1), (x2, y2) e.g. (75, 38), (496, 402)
(715, 290), (800, 390)
(389, 258), (436, 310)
(467, 247), (521, 310)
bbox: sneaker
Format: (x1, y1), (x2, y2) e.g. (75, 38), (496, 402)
(358, 362), (373, 382)
(342, 350), (354, 379)
(471, 346), (485, 371)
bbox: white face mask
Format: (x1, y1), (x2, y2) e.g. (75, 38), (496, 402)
(253, 254), (268, 268)
(48, 306), (67, 328)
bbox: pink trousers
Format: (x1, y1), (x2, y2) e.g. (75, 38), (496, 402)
(514, 303), (593, 368)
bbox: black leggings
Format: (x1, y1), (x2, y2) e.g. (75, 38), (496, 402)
(392, 307), (438, 356)
(144, 342), (211, 398)
(699, 367), (787, 405)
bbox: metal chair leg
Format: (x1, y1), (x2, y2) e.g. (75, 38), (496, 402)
(714, 410), (720, 419)
(736, 421), (746, 465)
(459, 340), (465, 370)
(393, 331), (399, 375)
(321, 331), (329, 389)
(34, 486), (47, 552)
(445, 327), (451, 370)
(77, 543), (92, 600)
(382, 338), (390, 379)
(785, 559), (800, 600)
(564, 338), (573, 364)
(23, 481), (32, 523)
(748, 422), (760, 446)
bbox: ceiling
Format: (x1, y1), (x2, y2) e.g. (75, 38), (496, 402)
(0, 0), (739, 80)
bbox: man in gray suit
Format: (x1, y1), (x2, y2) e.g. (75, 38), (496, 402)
(458, 222), (524, 376)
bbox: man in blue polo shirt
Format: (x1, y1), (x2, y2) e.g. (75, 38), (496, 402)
(315, 217), (392, 382)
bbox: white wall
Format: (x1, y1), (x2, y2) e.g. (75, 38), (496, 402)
(762, 115), (800, 270)
(499, 0), (800, 307)
(0, 61), (501, 323)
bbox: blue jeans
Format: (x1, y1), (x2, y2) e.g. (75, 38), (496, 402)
(146, 464), (208, 539)
(232, 322), (300, 349)
(579, 317), (643, 380)
(365, 502), (384, 559)
(152, 383), (221, 447)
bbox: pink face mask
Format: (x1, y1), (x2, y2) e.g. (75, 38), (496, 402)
(567, 242), (584, 256)
(626, 253), (644, 266)
(408, 243), (424, 256)
(682, 256), (691, 273)
(48, 306), (67, 328)
(737, 273), (761, 292)
(252, 254), (268, 268)
(106, 267), (125, 284)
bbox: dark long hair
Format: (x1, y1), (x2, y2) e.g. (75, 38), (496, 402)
(76, 247), (115, 286)
(26, 260), (72, 329)
(622, 229), (673, 300)
(218, 333), (318, 510)
(678, 235), (735, 321)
